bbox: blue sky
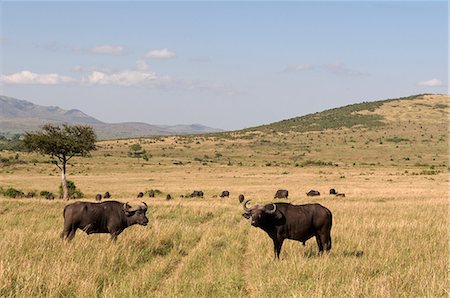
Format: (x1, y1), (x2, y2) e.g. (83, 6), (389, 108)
(0, 1), (447, 130)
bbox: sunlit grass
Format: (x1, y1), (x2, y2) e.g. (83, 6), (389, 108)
(0, 94), (447, 296)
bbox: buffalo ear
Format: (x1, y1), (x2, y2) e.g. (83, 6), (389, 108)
(123, 203), (134, 216)
(124, 210), (135, 216)
(242, 213), (251, 219)
(274, 210), (283, 220)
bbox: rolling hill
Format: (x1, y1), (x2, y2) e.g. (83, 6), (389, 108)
(0, 96), (222, 139)
(162, 93), (448, 169)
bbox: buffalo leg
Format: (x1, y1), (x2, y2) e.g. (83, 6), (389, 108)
(320, 231), (332, 253)
(66, 229), (76, 241)
(110, 230), (122, 241)
(315, 234), (324, 255)
(272, 239), (284, 259)
(61, 223), (77, 241)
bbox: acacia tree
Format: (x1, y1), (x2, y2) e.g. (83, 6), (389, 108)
(23, 124), (97, 200)
(129, 143), (143, 163)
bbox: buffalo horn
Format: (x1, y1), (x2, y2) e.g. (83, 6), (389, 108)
(243, 200), (252, 213)
(265, 203), (277, 214)
(123, 202), (132, 212)
(123, 202), (142, 212)
(141, 201), (148, 210)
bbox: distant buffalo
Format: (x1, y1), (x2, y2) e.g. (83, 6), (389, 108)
(26, 192), (35, 198)
(329, 189), (337, 195)
(46, 193), (55, 200)
(336, 193), (346, 197)
(238, 194), (245, 203)
(166, 194), (172, 200)
(95, 194), (102, 201)
(137, 192), (144, 198)
(104, 192), (111, 199)
(220, 191), (230, 198)
(190, 191), (204, 198)
(274, 189), (288, 199)
(306, 190), (320, 196)
(61, 200), (149, 241)
(242, 200), (332, 258)
(149, 190), (155, 198)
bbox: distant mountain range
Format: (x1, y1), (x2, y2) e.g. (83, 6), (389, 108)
(0, 96), (223, 139)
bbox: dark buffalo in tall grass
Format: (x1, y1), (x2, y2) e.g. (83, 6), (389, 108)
(242, 200), (332, 258)
(274, 189), (288, 199)
(306, 190), (320, 196)
(220, 190), (230, 198)
(61, 201), (149, 241)
(238, 194), (245, 203)
(190, 190), (204, 198)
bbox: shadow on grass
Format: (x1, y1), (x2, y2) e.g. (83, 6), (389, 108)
(300, 248), (364, 258)
(342, 250), (364, 257)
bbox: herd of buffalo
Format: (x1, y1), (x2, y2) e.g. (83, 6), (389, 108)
(61, 188), (344, 258)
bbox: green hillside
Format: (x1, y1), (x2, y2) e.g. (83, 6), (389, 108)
(241, 94), (432, 133)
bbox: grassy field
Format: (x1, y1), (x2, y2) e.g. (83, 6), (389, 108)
(0, 94), (448, 297)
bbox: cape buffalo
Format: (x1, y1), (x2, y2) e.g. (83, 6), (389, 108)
(104, 191), (111, 199)
(220, 190), (230, 198)
(336, 193), (346, 197)
(274, 189), (288, 199)
(329, 188), (337, 195)
(149, 190), (155, 198)
(238, 194), (245, 203)
(137, 192), (144, 198)
(242, 200), (332, 258)
(61, 201), (149, 241)
(307, 190), (320, 196)
(190, 190), (204, 198)
(166, 194), (172, 200)
(95, 194), (102, 201)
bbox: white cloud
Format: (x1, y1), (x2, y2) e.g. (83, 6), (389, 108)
(144, 48), (176, 59)
(89, 45), (126, 56)
(284, 64), (314, 72)
(1, 64), (237, 94)
(83, 70), (165, 87)
(0, 70), (75, 85)
(417, 78), (444, 87)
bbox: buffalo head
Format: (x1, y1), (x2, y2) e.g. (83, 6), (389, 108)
(242, 200), (280, 227)
(123, 202), (149, 226)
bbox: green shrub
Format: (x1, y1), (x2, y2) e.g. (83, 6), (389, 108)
(59, 180), (84, 199)
(4, 187), (23, 198)
(40, 190), (51, 197)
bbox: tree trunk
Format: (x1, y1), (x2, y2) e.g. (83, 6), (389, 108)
(62, 157), (69, 200)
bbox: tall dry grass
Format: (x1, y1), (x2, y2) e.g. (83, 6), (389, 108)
(0, 185), (447, 297)
(0, 94), (447, 296)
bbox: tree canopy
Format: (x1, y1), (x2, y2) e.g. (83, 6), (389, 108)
(23, 123), (97, 199)
(23, 123), (97, 161)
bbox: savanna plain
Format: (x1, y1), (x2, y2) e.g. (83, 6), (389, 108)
(0, 94), (448, 297)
